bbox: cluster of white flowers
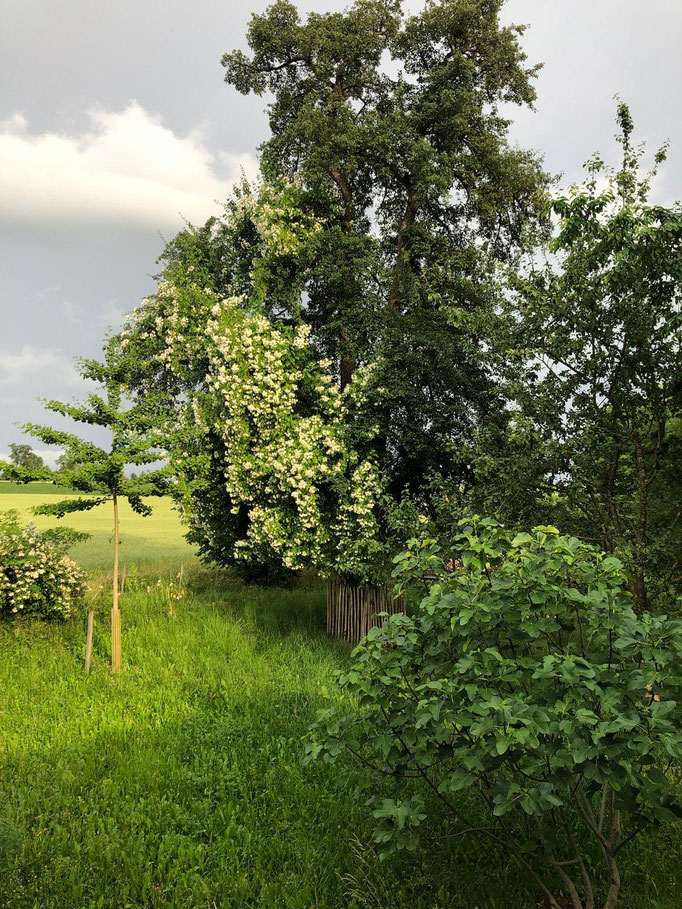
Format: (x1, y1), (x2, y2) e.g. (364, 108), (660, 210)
(0, 524), (85, 619)
(118, 177), (388, 582)
(236, 178), (323, 260)
(147, 280), (214, 373)
(116, 279), (218, 390)
(192, 296), (385, 578)
(333, 460), (385, 578)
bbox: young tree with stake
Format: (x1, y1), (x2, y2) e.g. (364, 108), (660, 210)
(0, 349), (169, 671)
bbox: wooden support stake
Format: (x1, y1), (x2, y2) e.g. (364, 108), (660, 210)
(111, 607), (121, 673)
(111, 489), (122, 673)
(84, 610), (94, 674)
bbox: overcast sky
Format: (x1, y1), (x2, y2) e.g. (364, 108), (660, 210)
(1, 0), (681, 466)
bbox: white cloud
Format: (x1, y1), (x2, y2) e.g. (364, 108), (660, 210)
(35, 449), (64, 471)
(0, 346), (83, 390)
(0, 103), (258, 230)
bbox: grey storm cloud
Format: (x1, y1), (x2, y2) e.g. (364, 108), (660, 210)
(1, 0), (681, 457)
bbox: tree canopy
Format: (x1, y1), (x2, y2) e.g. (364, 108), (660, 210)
(221, 0), (548, 493)
(475, 104), (682, 611)
(0, 351), (169, 518)
(6, 443), (45, 473)
(117, 0), (549, 583)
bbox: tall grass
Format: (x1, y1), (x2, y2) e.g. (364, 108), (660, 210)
(0, 570), (679, 908)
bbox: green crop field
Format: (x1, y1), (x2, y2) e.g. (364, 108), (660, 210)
(0, 481), (77, 495)
(0, 482), (197, 573)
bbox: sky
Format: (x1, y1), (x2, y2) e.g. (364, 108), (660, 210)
(1, 0), (681, 466)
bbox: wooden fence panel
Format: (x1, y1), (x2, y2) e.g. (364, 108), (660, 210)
(326, 578), (405, 644)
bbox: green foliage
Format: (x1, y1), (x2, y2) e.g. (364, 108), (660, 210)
(116, 0), (549, 583)
(0, 509), (22, 535)
(54, 450), (81, 474)
(477, 105), (682, 611)
(38, 526), (91, 555)
(0, 510), (85, 620)
(307, 517), (682, 907)
(221, 0), (549, 491)
(1, 570), (679, 908)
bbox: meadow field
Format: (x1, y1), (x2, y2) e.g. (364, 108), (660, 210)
(0, 481), (197, 572)
(0, 486), (680, 908)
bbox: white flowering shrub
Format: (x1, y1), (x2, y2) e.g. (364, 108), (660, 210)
(188, 297), (387, 581)
(0, 512), (85, 620)
(250, 180), (323, 303)
(116, 177), (397, 584)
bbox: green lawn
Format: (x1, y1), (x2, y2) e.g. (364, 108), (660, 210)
(0, 483), (197, 573)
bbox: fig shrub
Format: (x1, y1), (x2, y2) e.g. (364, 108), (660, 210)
(306, 518), (682, 909)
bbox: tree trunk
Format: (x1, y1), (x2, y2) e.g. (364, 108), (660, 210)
(339, 327), (354, 391)
(326, 578), (405, 644)
(111, 492), (122, 673)
(388, 185), (419, 311)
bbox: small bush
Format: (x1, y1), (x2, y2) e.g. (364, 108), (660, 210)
(0, 512), (85, 619)
(307, 518), (682, 909)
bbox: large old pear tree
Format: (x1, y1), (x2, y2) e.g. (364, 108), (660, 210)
(114, 0), (549, 638)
